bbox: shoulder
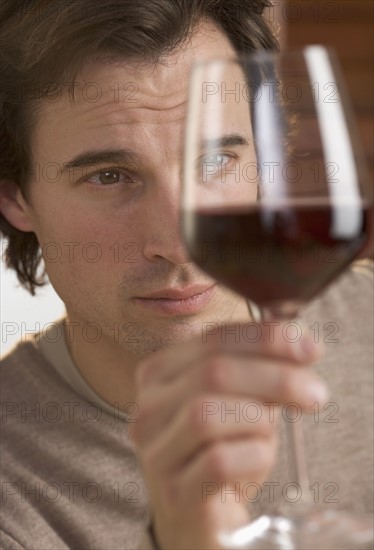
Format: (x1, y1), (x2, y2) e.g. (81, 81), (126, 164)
(0, 530), (24, 550)
(304, 259), (373, 322)
(350, 258), (374, 282)
(302, 260), (373, 388)
(301, 260), (373, 372)
(1, 338), (44, 396)
(330, 258), (372, 300)
(0, 330), (76, 409)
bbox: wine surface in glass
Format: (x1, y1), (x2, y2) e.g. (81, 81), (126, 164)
(184, 201), (370, 314)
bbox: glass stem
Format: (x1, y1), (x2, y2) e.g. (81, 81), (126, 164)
(246, 300), (312, 509)
(288, 419), (312, 508)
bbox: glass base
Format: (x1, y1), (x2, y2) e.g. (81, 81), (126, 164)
(218, 510), (374, 550)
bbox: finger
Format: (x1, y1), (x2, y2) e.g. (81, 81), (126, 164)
(133, 356), (328, 446)
(141, 397), (276, 474)
(136, 321), (324, 386)
(168, 437), (278, 506)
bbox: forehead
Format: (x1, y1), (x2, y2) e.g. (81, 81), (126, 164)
(31, 22), (238, 164)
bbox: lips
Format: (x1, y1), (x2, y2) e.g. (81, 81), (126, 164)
(139, 285), (216, 300)
(132, 284), (217, 315)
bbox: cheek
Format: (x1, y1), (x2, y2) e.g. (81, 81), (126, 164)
(33, 203), (142, 286)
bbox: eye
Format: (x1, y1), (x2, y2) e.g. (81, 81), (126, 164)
(202, 153), (233, 167)
(197, 152), (238, 185)
(85, 168), (137, 187)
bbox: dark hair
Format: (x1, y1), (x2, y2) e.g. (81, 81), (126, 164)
(0, 0), (278, 294)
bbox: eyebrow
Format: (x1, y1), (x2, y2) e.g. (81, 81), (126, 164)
(201, 134), (250, 150)
(61, 134), (249, 173)
(61, 149), (140, 173)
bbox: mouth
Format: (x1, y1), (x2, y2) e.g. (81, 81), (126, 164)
(132, 284), (217, 315)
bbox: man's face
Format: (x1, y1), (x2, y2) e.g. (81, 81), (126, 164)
(22, 21), (255, 358)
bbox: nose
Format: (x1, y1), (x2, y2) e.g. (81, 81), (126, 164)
(141, 180), (191, 265)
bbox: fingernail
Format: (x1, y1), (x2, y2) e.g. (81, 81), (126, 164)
(297, 336), (323, 362)
(306, 380), (329, 403)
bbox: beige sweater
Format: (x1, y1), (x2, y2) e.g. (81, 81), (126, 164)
(1, 261), (373, 549)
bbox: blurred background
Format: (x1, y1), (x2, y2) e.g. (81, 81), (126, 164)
(267, 0), (373, 183)
(1, 238), (65, 356)
(1, 0), (373, 355)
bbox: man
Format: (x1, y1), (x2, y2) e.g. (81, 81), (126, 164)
(0, 1), (372, 549)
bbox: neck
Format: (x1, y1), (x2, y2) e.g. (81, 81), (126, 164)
(63, 298), (252, 412)
(63, 315), (139, 411)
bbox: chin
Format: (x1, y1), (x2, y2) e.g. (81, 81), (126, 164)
(118, 320), (203, 359)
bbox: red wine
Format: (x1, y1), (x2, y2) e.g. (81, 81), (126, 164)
(183, 203), (370, 312)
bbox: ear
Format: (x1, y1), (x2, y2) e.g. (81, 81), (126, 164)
(0, 180), (35, 232)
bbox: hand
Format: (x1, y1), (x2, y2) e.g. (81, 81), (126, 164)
(129, 322), (327, 550)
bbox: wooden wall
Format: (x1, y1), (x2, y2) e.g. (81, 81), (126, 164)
(274, 0), (374, 181)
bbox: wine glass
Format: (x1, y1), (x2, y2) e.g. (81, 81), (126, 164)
(181, 47), (373, 549)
